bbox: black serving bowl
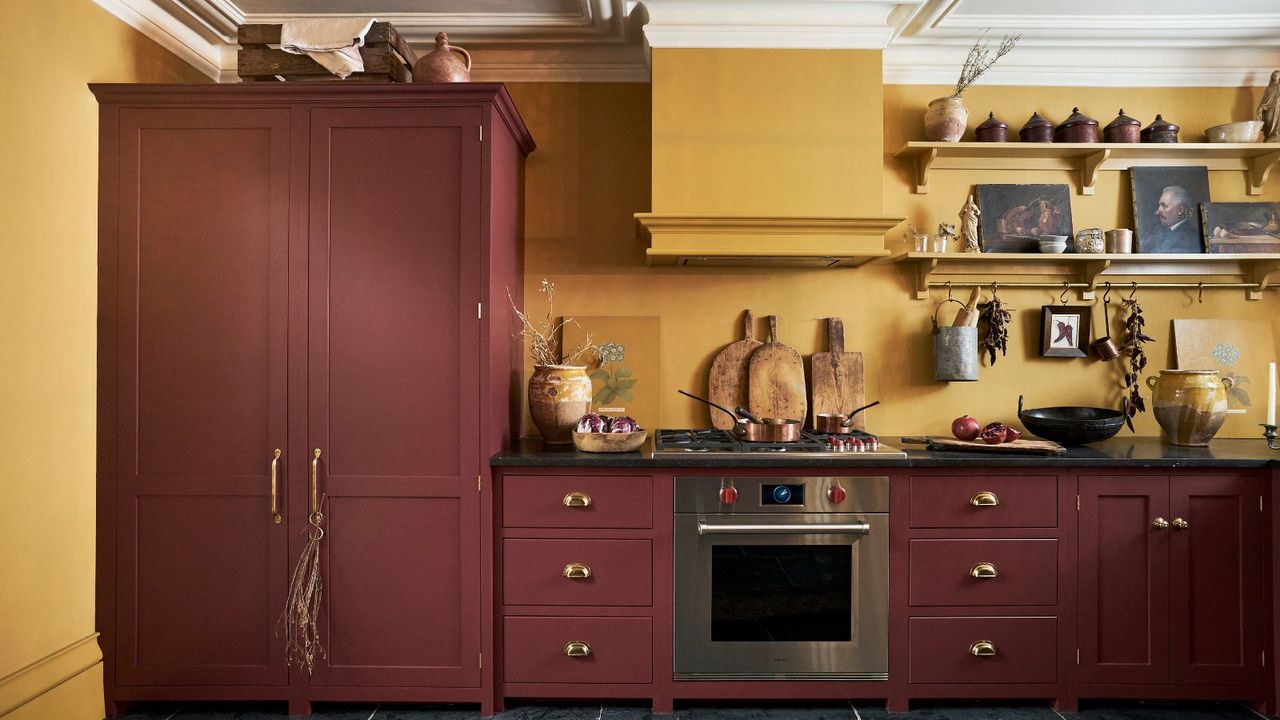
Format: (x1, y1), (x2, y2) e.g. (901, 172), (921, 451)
(1017, 395), (1126, 445)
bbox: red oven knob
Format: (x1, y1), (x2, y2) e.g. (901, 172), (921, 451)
(719, 484), (738, 505)
(827, 485), (847, 504)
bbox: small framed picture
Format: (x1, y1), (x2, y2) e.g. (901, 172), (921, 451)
(1040, 305), (1091, 358)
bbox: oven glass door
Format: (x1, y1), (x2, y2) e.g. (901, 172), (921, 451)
(674, 513), (887, 680)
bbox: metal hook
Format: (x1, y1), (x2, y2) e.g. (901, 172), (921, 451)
(991, 281), (998, 296)
(1197, 282), (1204, 304)
(946, 280), (953, 301)
(1129, 281), (1138, 300)
(1060, 282), (1070, 304)
(1102, 281), (1111, 303)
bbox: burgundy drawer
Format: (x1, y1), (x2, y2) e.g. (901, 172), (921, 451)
(910, 475), (1057, 528)
(503, 539), (652, 607)
(909, 616), (1057, 684)
(503, 616), (652, 684)
(909, 539), (1057, 607)
(502, 475), (653, 529)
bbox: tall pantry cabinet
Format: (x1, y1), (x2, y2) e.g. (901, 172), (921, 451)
(93, 84), (533, 716)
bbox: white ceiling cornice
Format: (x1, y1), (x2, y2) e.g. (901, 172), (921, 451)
(93, 0), (1280, 86)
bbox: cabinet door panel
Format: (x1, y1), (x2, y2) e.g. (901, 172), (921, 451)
(1170, 474), (1264, 686)
(306, 107), (482, 688)
(114, 109), (291, 687)
(1077, 475), (1170, 684)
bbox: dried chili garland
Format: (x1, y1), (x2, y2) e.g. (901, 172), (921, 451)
(979, 286), (1012, 365)
(1121, 293), (1154, 432)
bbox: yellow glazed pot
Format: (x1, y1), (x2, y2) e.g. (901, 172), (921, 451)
(1146, 369), (1234, 446)
(528, 364), (592, 444)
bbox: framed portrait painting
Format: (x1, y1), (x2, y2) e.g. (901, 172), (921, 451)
(1130, 166), (1209, 253)
(1040, 305), (1091, 358)
(975, 184), (1074, 253)
(1200, 202), (1280, 253)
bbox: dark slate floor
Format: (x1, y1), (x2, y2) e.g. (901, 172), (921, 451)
(112, 700), (1276, 720)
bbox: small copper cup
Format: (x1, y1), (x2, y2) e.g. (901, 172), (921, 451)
(1105, 228), (1133, 254)
(1091, 335), (1121, 361)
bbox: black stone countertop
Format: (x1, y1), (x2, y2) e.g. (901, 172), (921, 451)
(491, 436), (1280, 469)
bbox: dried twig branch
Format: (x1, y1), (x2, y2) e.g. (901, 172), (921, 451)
(507, 279), (595, 366)
(952, 33), (1021, 98)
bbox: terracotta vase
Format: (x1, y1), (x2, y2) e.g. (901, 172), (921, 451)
(1146, 369), (1234, 446)
(528, 365), (592, 444)
(924, 97), (968, 142)
(412, 31), (472, 83)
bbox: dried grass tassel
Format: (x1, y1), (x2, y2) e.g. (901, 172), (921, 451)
(283, 491), (326, 674)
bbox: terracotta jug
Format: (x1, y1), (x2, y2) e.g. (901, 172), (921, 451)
(528, 365), (592, 444)
(412, 32), (471, 83)
(1146, 369), (1234, 446)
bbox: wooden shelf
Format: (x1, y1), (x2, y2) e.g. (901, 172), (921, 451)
(894, 251), (1280, 301)
(895, 141), (1280, 196)
(636, 213), (903, 267)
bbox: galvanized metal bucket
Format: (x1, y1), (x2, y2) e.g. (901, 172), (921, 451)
(932, 298), (978, 382)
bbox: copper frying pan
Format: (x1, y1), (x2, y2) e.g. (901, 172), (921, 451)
(677, 390), (802, 442)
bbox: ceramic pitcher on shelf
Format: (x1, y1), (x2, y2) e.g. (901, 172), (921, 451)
(412, 31), (472, 82)
(1147, 369), (1234, 446)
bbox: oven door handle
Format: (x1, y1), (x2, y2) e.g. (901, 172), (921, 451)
(696, 521), (871, 536)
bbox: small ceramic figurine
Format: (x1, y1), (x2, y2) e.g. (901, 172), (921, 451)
(1258, 70), (1280, 142)
(959, 194), (981, 253)
(936, 222), (958, 252)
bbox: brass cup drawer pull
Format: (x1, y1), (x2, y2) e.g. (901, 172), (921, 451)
(969, 562), (999, 579)
(969, 640), (998, 657)
(1171, 517), (1189, 530)
(1152, 516), (1169, 530)
(563, 491), (593, 508)
(562, 563), (593, 579)
(970, 491), (1000, 507)
(563, 641), (592, 658)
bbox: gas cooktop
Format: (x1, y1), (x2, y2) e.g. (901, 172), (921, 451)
(653, 428), (906, 459)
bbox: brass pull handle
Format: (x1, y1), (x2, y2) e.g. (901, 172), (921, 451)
(1152, 516), (1169, 530)
(970, 640), (998, 657)
(970, 562), (998, 579)
(310, 449), (322, 519)
(269, 449), (282, 524)
(970, 491), (1000, 507)
(562, 491), (592, 508)
(563, 641), (591, 658)
(1171, 517), (1189, 530)
(563, 563), (592, 579)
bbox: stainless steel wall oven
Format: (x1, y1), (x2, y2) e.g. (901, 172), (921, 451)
(673, 476), (889, 680)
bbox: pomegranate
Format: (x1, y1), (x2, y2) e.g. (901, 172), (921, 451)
(981, 422), (1008, 444)
(1004, 427), (1022, 443)
(951, 415), (982, 441)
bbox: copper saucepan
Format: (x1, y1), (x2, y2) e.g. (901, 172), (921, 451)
(677, 390), (802, 442)
(813, 400), (881, 434)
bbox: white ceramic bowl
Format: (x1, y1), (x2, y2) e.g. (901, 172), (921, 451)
(1038, 242), (1068, 254)
(1038, 234), (1068, 244)
(1205, 120), (1262, 143)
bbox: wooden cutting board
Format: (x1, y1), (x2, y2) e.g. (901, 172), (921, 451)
(810, 317), (866, 430)
(748, 315), (808, 423)
(707, 310), (762, 429)
(901, 436), (1066, 455)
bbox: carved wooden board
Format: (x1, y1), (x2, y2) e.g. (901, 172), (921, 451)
(901, 436), (1066, 455)
(810, 317), (866, 430)
(748, 315), (808, 423)
(707, 310), (762, 429)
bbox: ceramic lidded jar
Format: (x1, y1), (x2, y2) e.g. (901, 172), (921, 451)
(1019, 112), (1055, 143)
(412, 31), (472, 83)
(1146, 369), (1234, 446)
(527, 364), (592, 444)
(1055, 107), (1099, 143)
(1074, 228), (1105, 254)
(1141, 114), (1180, 143)
(1103, 109), (1141, 143)
(975, 112), (1009, 142)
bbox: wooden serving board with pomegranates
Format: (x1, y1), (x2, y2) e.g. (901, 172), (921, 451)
(900, 436), (1066, 455)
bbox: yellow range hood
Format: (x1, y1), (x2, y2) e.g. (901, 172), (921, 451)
(636, 213), (904, 267)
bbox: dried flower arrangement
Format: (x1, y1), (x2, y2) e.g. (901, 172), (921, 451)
(1121, 292), (1154, 432)
(283, 478), (325, 674)
(952, 33), (1021, 98)
(508, 278), (595, 366)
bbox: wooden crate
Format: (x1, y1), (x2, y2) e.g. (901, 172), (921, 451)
(237, 22), (417, 82)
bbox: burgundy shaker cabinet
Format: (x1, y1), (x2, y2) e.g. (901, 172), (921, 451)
(94, 84), (533, 715)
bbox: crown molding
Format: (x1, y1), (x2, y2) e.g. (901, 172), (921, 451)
(639, 0), (901, 49)
(93, 0), (237, 81)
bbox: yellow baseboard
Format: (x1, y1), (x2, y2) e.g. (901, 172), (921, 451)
(0, 635), (103, 720)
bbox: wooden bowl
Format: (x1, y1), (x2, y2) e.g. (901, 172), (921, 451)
(572, 430), (647, 453)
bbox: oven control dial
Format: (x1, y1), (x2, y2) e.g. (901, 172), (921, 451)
(827, 485), (847, 504)
(719, 484), (738, 505)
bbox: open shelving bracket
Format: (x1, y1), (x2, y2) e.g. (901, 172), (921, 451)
(1082, 259), (1112, 300)
(913, 256), (940, 300)
(1081, 149), (1110, 196)
(914, 148), (938, 194)
(1247, 150), (1280, 195)
(1247, 259), (1280, 300)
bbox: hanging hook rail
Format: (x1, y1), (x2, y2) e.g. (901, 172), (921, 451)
(1102, 281), (1112, 303)
(1197, 282), (1204, 304)
(925, 280), (1272, 293)
(1059, 282), (1070, 304)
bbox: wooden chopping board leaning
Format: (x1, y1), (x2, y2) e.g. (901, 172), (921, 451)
(810, 317), (866, 430)
(707, 310), (763, 430)
(748, 315), (808, 423)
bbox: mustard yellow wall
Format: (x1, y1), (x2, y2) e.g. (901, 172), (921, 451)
(512, 56), (1280, 439)
(0, 2), (205, 718)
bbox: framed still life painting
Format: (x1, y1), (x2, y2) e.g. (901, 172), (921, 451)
(975, 184), (1074, 253)
(1173, 318), (1279, 437)
(1200, 202), (1280, 253)
(1130, 166), (1209, 253)
(1039, 305), (1091, 358)
(562, 316), (661, 431)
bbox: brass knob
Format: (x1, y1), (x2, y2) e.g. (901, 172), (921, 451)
(1152, 517), (1169, 530)
(562, 491), (592, 508)
(969, 640), (998, 657)
(563, 641), (591, 658)
(970, 491), (1000, 507)
(562, 563), (592, 579)
(1171, 517), (1189, 530)
(970, 562), (999, 579)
